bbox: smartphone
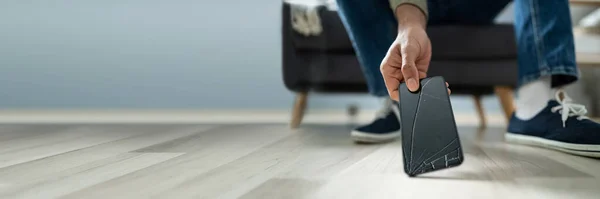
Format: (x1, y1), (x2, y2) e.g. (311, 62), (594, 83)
(398, 76), (464, 177)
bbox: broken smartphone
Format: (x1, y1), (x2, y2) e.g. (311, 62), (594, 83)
(398, 76), (464, 177)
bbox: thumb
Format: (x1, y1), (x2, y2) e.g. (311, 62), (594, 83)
(401, 45), (420, 92)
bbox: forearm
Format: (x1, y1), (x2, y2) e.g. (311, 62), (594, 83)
(389, 0), (428, 29)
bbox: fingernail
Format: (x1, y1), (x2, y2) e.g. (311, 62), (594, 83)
(407, 78), (417, 91)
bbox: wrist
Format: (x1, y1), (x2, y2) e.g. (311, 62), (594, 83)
(395, 4), (427, 30)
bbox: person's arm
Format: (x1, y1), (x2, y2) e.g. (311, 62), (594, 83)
(381, 0), (434, 98)
(389, 0), (428, 19)
(389, 0), (428, 29)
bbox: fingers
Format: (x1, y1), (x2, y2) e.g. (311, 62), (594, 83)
(380, 44), (404, 101)
(446, 82), (451, 95)
(381, 61), (403, 101)
(385, 78), (400, 101)
(400, 44), (420, 92)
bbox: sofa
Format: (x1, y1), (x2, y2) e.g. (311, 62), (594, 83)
(282, 1), (519, 128)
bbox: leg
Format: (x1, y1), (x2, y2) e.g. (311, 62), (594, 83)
(336, 0), (401, 143)
(513, 0), (578, 87)
(336, 0), (510, 143)
(472, 95), (487, 128)
(507, 0), (600, 158)
(512, 0), (577, 121)
(494, 86), (516, 122)
(427, 0), (512, 25)
(290, 92), (308, 129)
(335, 0), (396, 98)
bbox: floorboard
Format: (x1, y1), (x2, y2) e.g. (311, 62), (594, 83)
(0, 125), (212, 185)
(0, 123), (596, 199)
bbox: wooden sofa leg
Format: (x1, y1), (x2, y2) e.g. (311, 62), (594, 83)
(291, 92), (308, 129)
(494, 86), (516, 122)
(473, 95), (487, 128)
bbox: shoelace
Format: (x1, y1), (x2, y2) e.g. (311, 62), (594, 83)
(551, 89), (589, 127)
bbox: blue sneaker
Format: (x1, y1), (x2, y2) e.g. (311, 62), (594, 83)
(351, 99), (401, 143)
(506, 90), (600, 158)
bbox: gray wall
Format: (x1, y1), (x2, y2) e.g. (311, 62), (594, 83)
(0, 1), (288, 109)
(0, 0), (498, 111)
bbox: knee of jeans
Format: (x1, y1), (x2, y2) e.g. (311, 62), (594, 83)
(336, 0), (364, 9)
(335, 0), (357, 4)
(336, 0), (389, 11)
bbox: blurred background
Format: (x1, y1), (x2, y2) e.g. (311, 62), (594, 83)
(0, 1), (598, 124)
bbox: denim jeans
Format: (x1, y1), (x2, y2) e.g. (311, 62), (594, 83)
(336, 0), (579, 97)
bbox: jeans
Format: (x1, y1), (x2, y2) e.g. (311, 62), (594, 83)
(336, 0), (579, 97)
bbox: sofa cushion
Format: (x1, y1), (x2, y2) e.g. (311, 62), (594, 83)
(427, 25), (517, 60)
(288, 3), (354, 52)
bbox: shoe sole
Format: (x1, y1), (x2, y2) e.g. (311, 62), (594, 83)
(351, 130), (400, 143)
(505, 133), (600, 158)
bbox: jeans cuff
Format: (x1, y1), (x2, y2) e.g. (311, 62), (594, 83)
(371, 89), (389, 97)
(518, 66), (579, 87)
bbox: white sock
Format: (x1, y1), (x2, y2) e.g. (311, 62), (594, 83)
(515, 76), (555, 120)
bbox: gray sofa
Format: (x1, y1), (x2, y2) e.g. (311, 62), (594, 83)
(282, 2), (519, 128)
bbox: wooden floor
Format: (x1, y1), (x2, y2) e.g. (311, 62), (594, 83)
(0, 124), (599, 199)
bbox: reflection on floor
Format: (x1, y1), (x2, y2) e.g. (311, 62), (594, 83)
(0, 124), (598, 199)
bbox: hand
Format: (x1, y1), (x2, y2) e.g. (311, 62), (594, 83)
(380, 5), (449, 101)
(380, 25), (433, 101)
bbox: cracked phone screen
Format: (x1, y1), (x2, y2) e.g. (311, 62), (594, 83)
(399, 76), (464, 177)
